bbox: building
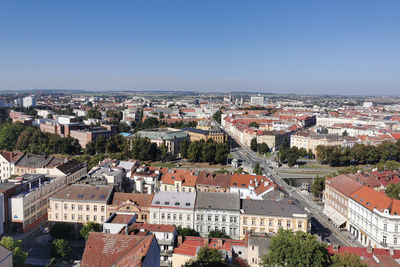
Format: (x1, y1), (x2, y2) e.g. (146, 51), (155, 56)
(89, 167), (126, 192)
(196, 172), (232, 193)
(250, 96), (266, 106)
(48, 184), (113, 225)
(131, 166), (161, 194)
(240, 199), (309, 238)
(247, 232), (271, 267)
(348, 186), (400, 249)
(135, 128), (189, 156)
(0, 151), (24, 180)
(172, 236), (247, 267)
(13, 154), (60, 176)
(323, 174), (363, 228)
(50, 159), (87, 185)
(102, 212), (137, 234)
(194, 192), (240, 239)
(81, 232), (160, 267)
(22, 96), (36, 108)
(11, 174), (67, 232)
(182, 127), (226, 143)
(160, 169), (198, 192)
(69, 127), (116, 147)
(230, 174), (276, 200)
(107, 192), (154, 223)
(150, 191), (196, 229)
(0, 245), (12, 267)
(290, 132), (344, 155)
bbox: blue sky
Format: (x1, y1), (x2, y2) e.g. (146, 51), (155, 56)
(0, 0), (399, 95)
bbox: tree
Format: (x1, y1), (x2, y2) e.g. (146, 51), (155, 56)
(118, 122), (131, 133)
(253, 162), (262, 175)
(250, 137), (258, 152)
(187, 246), (228, 267)
(50, 223), (74, 239)
(249, 122), (259, 128)
(212, 110), (222, 124)
(259, 142), (269, 154)
(261, 229), (330, 267)
(159, 142), (169, 161)
(87, 108), (102, 119)
(330, 252), (366, 267)
(214, 142), (229, 164)
(311, 175), (326, 199)
(85, 141), (96, 155)
(0, 123), (25, 150)
(80, 222), (102, 240)
(52, 239), (71, 258)
(188, 140), (204, 162)
(208, 230), (230, 239)
(386, 183), (400, 200)
(176, 226), (199, 237)
(95, 135), (107, 154)
(0, 236), (28, 267)
(180, 139), (190, 158)
(342, 130), (348, 137)
(201, 140), (217, 163)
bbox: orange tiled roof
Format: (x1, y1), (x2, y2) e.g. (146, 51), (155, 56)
(161, 169), (198, 187)
(350, 186), (392, 212)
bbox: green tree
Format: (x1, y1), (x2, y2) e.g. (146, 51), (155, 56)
(85, 141), (96, 155)
(250, 137), (258, 152)
(253, 162), (262, 175)
(0, 123), (25, 150)
(330, 252), (366, 267)
(187, 246), (228, 267)
(50, 223), (74, 239)
(260, 229), (330, 267)
(311, 175), (326, 199)
(180, 139), (190, 158)
(118, 122), (131, 133)
(188, 140), (204, 162)
(201, 140), (217, 163)
(208, 230), (230, 239)
(80, 222), (102, 240)
(259, 142), (269, 154)
(95, 135), (107, 154)
(249, 122), (259, 128)
(159, 142), (169, 161)
(87, 108), (102, 119)
(212, 110), (222, 124)
(52, 239), (71, 258)
(176, 226), (199, 237)
(386, 183), (400, 200)
(214, 142), (229, 164)
(342, 130), (348, 136)
(0, 236), (28, 267)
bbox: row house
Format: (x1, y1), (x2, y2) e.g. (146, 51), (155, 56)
(195, 172), (231, 193)
(0, 151), (24, 180)
(230, 174), (276, 200)
(107, 192), (154, 223)
(48, 184), (113, 225)
(159, 169), (198, 193)
(132, 166), (161, 194)
(290, 131), (344, 155)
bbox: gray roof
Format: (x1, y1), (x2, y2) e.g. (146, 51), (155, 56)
(15, 154), (55, 168)
(151, 191), (196, 209)
(195, 191), (240, 211)
(50, 184), (113, 203)
(136, 128), (188, 141)
(241, 199), (306, 217)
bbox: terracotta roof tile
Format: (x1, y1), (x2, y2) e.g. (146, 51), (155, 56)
(111, 192), (154, 207)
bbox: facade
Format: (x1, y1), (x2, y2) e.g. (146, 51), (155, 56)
(240, 199), (309, 238)
(107, 192), (154, 223)
(348, 186), (400, 249)
(102, 212), (137, 234)
(132, 166), (161, 194)
(136, 128), (189, 156)
(11, 174), (67, 232)
(22, 96), (36, 108)
(196, 172), (231, 193)
(290, 132), (344, 155)
(0, 151), (24, 180)
(150, 191), (196, 229)
(230, 174), (276, 200)
(194, 192), (240, 239)
(89, 167), (126, 192)
(323, 174), (363, 228)
(160, 169), (198, 193)
(81, 232), (160, 267)
(247, 232), (271, 267)
(69, 128), (115, 147)
(182, 127), (226, 143)
(48, 184), (113, 225)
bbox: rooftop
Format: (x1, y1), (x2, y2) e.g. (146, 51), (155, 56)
(50, 184), (113, 203)
(241, 199), (307, 217)
(195, 191), (240, 211)
(111, 192), (154, 208)
(151, 191), (196, 209)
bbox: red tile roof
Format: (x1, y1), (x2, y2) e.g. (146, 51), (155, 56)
(130, 223), (176, 233)
(111, 192), (154, 208)
(0, 151), (24, 163)
(161, 169), (198, 187)
(110, 214), (135, 224)
(196, 172), (232, 188)
(81, 232), (155, 267)
(350, 186), (392, 212)
(326, 175), (364, 197)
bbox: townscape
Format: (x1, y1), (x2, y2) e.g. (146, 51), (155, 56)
(0, 92), (399, 266)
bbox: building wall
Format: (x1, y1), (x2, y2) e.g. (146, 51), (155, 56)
(194, 209), (240, 239)
(171, 254), (193, 267)
(196, 185), (230, 193)
(0, 155), (12, 180)
(150, 207), (194, 229)
(323, 184), (349, 222)
(48, 200), (108, 224)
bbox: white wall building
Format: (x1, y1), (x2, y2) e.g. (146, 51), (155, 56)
(22, 96), (36, 108)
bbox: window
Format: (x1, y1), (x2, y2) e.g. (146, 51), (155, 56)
(101, 216), (105, 222)
(384, 224), (388, 231)
(167, 214), (171, 220)
(64, 214), (67, 220)
(78, 205), (82, 211)
(55, 203), (59, 210)
(86, 205), (90, 211)
(93, 215), (97, 222)
(269, 220), (273, 227)
(298, 222), (303, 229)
(93, 205), (97, 212)
(86, 215), (90, 221)
(153, 213), (157, 219)
(179, 214), (183, 221)
(287, 221), (291, 228)
(222, 227), (226, 233)
(187, 215), (191, 221)
(278, 221), (282, 227)
(71, 214), (75, 220)
(78, 215), (83, 221)
(252, 218), (256, 225)
(394, 237), (397, 244)
(208, 215), (212, 222)
(161, 213), (165, 219)
(208, 226), (211, 232)
(101, 206), (105, 212)
(222, 216), (226, 222)
(173, 213), (177, 220)
(105, 229), (110, 233)
(243, 218), (247, 224)
(64, 204), (68, 210)
(383, 236), (387, 245)
(215, 215), (219, 222)
(396, 226), (398, 232)
(71, 204), (75, 211)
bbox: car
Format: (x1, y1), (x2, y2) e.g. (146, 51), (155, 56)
(325, 238), (332, 245)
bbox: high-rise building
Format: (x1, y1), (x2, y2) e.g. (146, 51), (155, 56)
(22, 96), (37, 108)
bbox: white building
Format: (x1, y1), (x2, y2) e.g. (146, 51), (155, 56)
(132, 166), (161, 194)
(250, 96), (266, 106)
(0, 193), (4, 235)
(348, 186), (400, 249)
(36, 109), (53, 118)
(0, 151), (24, 180)
(11, 174), (66, 232)
(194, 192), (240, 239)
(103, 212), (137, 234)
(22, 96), (36, 108)
(150, 191), (196, 229)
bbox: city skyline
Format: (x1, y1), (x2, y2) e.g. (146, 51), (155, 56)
(1, 0), (399, 95)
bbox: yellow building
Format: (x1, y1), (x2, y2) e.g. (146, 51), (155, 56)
(48, 184), (113, 224)
(240, 199), (309, 239)
(182, 127), (226, 144)
(290, 132), (343, 155)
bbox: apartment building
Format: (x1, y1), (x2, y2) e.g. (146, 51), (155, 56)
(290, 132), (344, 155)
(348, 186), (400, 249)
(160, 169), (198, 192)
(194, 192), (240, 239)
(11, 174), (67, 232)
(107, 192), (154, 223)
(150, 191), (196, 229)
(323, 174), (363, 228)
(196, 172), (231, 193)
(0, 151), (24, 180)
(48, 184), (113, 225)
(69, 127), (116, 147)
(240, 199), (309, 239)
(230, 174), (276, 200)
(132, 166), (161, 194)
(182, 127), (226, 143)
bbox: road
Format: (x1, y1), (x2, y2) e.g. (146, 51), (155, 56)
(230, 145), (358, 247)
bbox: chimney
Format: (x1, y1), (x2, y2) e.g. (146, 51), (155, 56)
(332, 243), (339, 252)
(255, 178), (258, 187)
(177, 235), (183, 246)
(264, 181), (268, 187)
(366, 246), (373, 254)
(250, 180), (253, 185)
(203, 237), (209, 247)
(125, 225), (129, 235)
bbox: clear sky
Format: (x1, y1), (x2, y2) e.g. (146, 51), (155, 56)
(0, 0), (399, 95)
